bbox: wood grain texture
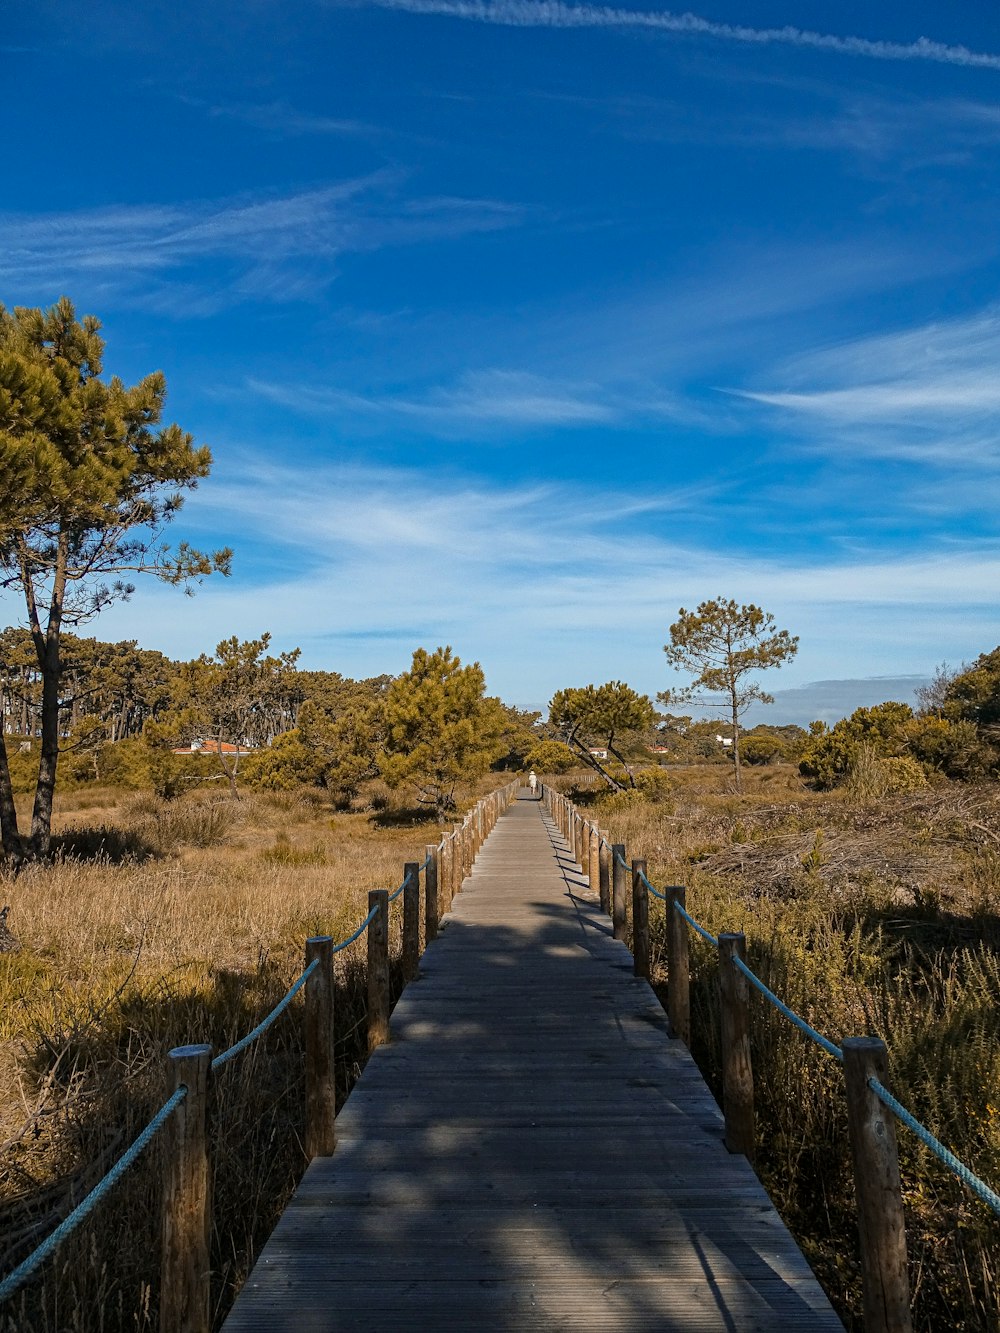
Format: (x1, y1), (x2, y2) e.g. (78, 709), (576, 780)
(224, 796), (842, 1332)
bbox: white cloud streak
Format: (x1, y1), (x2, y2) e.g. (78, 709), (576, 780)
(0, 180), (523, 309)
(737, 309), (1000, 467)
(367, 0), (1000, 72)
(245, 367), (700, 428)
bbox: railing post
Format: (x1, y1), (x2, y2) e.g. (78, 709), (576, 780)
(611, 844), (628, 942)
(667, 887), (690, 1045)
(367, 888), (390, 1051)
(598, 837), (611, 915)
(425, 843), (440, 943)
(842, 1038), (912, 1333)
(718, 933), (754, 1161)
(631, 859), (650, 979)
(160, 1044), (212, 1333)
(463, 817), (473, 878)
(453, 815), (466, 901)
(589, 824), (600, 896)
(305, 936), (336, 1158)
(581, 818), (591, 878)
(402, 861), (420, 983)
(574, 812), (582, 866)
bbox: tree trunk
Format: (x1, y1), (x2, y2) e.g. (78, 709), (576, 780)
(568, 739), (624, 792)
(730, 692), (742, 793)
(606, 741), (637, 788)
(30, 639), (61, 855)
(0, 731), (23, 866)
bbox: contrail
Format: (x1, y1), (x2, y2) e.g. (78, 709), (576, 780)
(368, 0), (1000, 72)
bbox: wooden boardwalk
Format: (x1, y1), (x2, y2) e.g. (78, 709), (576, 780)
(224, 794), (842, 1331)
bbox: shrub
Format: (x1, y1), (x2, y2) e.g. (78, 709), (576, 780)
(634, 766), (675, 800)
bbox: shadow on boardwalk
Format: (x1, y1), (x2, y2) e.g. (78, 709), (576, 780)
(224, 795), (842, 1332)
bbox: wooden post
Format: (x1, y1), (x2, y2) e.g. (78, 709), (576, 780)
(718, 933), (754, 1161)
(451, 824), (462, 901)
(589, 824), (600, 896)
(367, 889), (390, 1051)
(611, 844), (628, 942)
(842, 1038), (913, 1333)
(598, 838), (611, 915)
(574, 812), (583, 865)
(581, 819), (591, 878)
(631, 859), (650, 979)
(161, 1044), (211, 1333)
(425, 844), (440, 943)
(667, 887), (690, 1045)
(402, 861), (420, 983)
(304, 936), (336, 1158)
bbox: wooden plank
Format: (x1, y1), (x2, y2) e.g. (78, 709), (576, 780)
(224, 793), (842, 1333)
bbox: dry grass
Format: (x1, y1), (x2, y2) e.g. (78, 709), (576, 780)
(0, 782), (455, 1332)
(577, 762), (1000, 1332)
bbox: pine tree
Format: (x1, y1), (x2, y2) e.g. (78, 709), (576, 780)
(0, 297), (230, 857)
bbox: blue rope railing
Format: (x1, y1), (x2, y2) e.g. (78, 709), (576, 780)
(212, 959), (320, 1071)
(869, 1078), (1000, 1220)
(0, 1087), (187, 1304)
(1, 891), (397, 1302)
(633, 849), (1000, 1221)
(731, 955), (843, 1063)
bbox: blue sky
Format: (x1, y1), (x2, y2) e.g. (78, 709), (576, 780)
(3, 1), (1000, 720)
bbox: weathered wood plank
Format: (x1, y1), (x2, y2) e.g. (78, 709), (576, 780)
(224, 794), (842, 1332)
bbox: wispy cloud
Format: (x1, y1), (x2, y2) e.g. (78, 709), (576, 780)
(204, 99), (377, 138)
(738, 309), (1000, 466)
(0, 179), (523, 311)
(61, 454), (1000, 704)
(366, 0), (1000, 72)
(247, 366), (719, 431)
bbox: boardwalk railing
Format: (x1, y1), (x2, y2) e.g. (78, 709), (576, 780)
(542, 783), (1000, 1333)
(0, 780), (519, 1331)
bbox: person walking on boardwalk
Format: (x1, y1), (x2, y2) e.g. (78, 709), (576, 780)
(528, 769), (538, 798)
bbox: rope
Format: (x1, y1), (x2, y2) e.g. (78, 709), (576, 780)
(673, 898), (718, 945)
(731, 956), (844, 1062)
(387, 877), (406, 903)
(869, 1077), (1000, 1220)
(0, 1087), (187, 1305)
(639, 868), (666, 901)
(0, 885), (394, 1303)
(212, 959), (319, 1070)
(614, 850), (633, 873)
(330, 904), (380, 955)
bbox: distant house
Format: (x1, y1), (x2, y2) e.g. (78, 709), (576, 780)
(589, 747), (609, 760)
(715, 735), (733, 749)
(171, 738), (254, 756)
(648, 745), (670, 755)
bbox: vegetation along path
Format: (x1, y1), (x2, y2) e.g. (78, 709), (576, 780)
(224, 792), (842, 1331)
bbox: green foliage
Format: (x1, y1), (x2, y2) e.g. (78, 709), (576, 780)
(660, 597), (798, 790)
(941, 647), (1000, 728)
(241, 730), (324, 791)
(380, 646), (506, 819)
(905, 715), (988, 779)
(799, 701), (914, 788)
(549, 681), (656, 789)
(523, 738), (576, 774)
(633, 766), (675, 800)
(158, 634), (301, 796)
